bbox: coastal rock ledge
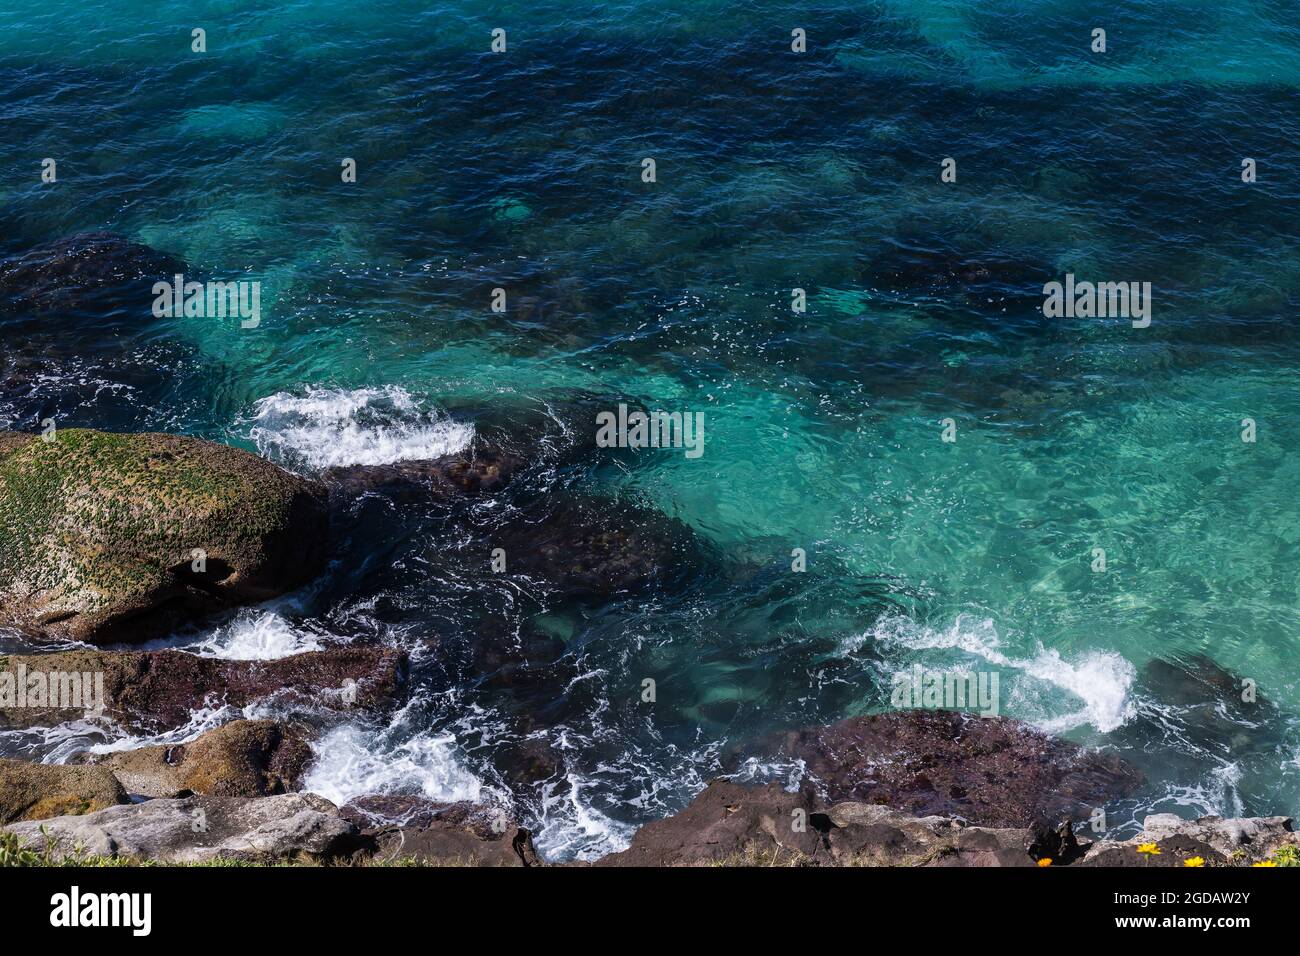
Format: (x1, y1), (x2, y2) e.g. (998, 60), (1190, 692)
(595, 781), (1295, 868)
(4, 779), (1293, 867)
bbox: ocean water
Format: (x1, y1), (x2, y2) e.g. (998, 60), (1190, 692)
(2, 0), (1299, 860)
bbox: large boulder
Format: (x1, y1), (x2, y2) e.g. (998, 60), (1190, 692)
(0, 428), (328, 643)
(0, 646), (408, 731)
(2, 793), (359, 863)
(0, 759), (127, 824)
(341, 796), (540, 867)
(752, 710), (1143, 828)
(0, 232), (184, 314)
(86, 720), (311, 798)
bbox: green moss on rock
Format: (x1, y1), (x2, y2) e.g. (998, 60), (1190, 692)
(91, 720), (311, 798)
(0, 759), (127, 824)
(0, 429), (328, 643)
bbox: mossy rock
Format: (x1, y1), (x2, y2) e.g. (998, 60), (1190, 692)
(0, 429), (328, 643)
(0, 433), (31, 459)
(0, 759), (128, 824)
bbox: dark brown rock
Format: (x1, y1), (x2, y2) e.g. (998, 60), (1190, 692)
(324, 447), (523, 503)
(596, 781), (1040, 867)
(343, 797), (539, 866)
(595, 781), (824, 866)
(0, 646), (407, 732)
(756, 709), (1143, 828)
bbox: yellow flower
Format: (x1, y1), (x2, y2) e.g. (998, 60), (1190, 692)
(1037, 857), (1053, 867)
(1183, 857), (1205, 868)
(1137, 843), (1161, 855)
(1252, 860), (1277, 867)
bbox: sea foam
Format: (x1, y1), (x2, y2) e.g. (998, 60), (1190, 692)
(855, 613), (1137, 734)
(300, 718), (487, 808)
(243, 385), (473, 469)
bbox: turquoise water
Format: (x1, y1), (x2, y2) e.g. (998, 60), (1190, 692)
(2, 1), (1298, 859)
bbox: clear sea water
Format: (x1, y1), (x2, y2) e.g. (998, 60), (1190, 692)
(2, 1), (1298, 860)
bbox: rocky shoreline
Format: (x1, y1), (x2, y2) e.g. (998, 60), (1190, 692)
(3, 762), (1295, 867)
(0, 235), (1295, 868)
(1, 422), (1295, 867)
(0, 426), (1296, 867)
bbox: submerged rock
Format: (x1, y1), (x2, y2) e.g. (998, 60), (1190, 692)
(2, 793), (360, 863)
(0, 428), (328, 643)
(500, 498), (698, 597)
(341, 797), (540, 866)
(85, 719), (311, 799)
(863, 247), (1045, 297)
(0, 232), (184, 314)
(323, 447), (523, 503)
(0, 646), (408, 731)
(0, 759), (127, 824)
(1133, 654), (1279, 757)
(752, 710), (1143, 828)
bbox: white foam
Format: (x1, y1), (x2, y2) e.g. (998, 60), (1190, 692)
(84, 703), (246, 755)
(243, 385), (474, 468)
(859, 612), (1136, 734)
(1149, 762), (1244, 821)
(532, 772), (637, 862)
(190, 610), (325, 660)
(301, 720), (486, 808)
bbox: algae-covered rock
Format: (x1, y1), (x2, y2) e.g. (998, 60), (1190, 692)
(0, 759), (128, 824)
(88, 719), (312, 798)
(0, 432), (30, 459)
(0, 428), (328, 643)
